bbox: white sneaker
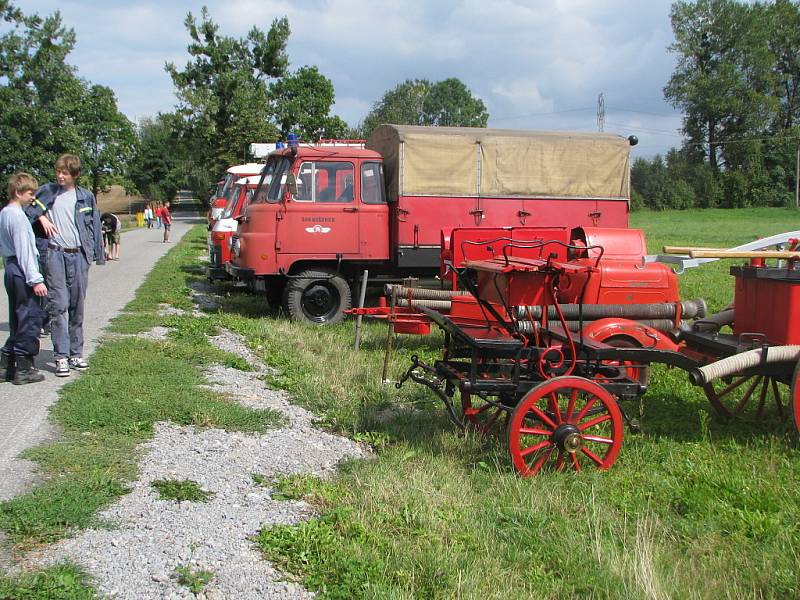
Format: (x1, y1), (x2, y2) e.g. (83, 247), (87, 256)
(68, 357), (89, 370)
(55, 358), (70, 377)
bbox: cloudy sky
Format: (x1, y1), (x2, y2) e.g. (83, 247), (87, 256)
(13, 0), (685, 158)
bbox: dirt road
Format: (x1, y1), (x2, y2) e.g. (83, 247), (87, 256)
(0, 217), (201, 501)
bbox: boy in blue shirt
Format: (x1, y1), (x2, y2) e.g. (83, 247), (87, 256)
(1, 173), (48, 384)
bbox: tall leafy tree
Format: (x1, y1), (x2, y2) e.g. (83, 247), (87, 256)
(766, 0), (800, 130)
(130, 114), (181, 201)
(270, 66), (348, 141)
(165, 7), (289, 192)
(664, 0), (774, 173)
(361, 79), (432, 135)
(77, 84), (137, 196)
(0, 1), (135, 195)
(421, 78), (489, 128)
(361, 78), (488, 137)
(0, 3), (81, 182)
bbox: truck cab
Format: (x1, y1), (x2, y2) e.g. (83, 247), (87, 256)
(207, 176), (260, 280)
(207, 163), (263, 229)
(227, 144), (388, 323)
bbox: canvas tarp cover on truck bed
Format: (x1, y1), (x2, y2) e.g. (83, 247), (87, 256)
(367, 124), (631, 200)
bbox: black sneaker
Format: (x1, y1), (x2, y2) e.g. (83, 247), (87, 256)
(55, 358), (70, 377)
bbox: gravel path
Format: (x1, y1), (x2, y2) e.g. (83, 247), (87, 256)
(16, 280), (370, 597)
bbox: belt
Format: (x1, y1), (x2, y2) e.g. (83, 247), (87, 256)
(48, 243), (80, 254)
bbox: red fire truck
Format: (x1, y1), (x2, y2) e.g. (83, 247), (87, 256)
(226, 125), (637, 324)
(207, 163), (263, 229)
(207, 176), (261, 280)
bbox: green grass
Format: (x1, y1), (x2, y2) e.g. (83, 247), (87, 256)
(0, 564), (96, 599)
(0, 227), (284, 558)
(632, 206), (799, 312)
(151, 479), (214, 503)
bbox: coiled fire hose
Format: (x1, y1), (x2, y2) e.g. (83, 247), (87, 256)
(690, 345), (800, 386)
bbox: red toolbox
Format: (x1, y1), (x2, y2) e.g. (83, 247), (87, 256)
(732, 265), (800, 345)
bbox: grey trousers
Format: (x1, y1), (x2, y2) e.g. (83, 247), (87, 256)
(45, 249), (89, 359)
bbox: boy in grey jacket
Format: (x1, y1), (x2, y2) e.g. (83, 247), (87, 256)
(28, 154), (104, 377)
(1, 173), (48, 384)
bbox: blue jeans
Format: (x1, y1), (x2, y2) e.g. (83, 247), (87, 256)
(45, 249), (89, 359)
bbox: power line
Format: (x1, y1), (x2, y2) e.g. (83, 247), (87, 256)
(489, 106), (595, 122)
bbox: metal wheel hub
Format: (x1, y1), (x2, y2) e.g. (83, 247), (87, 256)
(303, 284), (336, 317)
(552, 424), (582, 453)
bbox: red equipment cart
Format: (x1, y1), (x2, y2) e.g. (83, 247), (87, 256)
(396, 237), (800, 477)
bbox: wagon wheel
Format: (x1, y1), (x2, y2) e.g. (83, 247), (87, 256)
(461, 392), (508, 436)
(507, 376), (623, 477)
(703, 367), (791, 421)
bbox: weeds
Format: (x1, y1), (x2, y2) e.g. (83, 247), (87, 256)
(0, 563), (96, 599)
(151, 479), (214, 503)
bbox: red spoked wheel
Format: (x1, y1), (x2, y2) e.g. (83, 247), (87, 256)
(703, 369), (791, 421)
(462, 392), (508, 435)
(507, 376), (623, 477)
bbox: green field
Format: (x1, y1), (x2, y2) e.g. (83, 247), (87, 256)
(2, 207), (800, 599)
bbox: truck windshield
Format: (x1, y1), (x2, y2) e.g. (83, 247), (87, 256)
(252, 158), (280, 204)
(267, 157), (292, 203)
(221, 185), (246, 219)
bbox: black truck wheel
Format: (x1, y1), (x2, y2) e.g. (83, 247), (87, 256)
(265, 278), (286, 311)
(282, 269), (352, 324)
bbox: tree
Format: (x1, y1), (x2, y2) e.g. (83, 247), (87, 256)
(129, 113), (188, 201)
(421, 78), (489, 128)
(664, 0), (773, 173)
(361, 79), (432, 135)
(0, 3), (81, 183)
(766, 0), (800, 130)
(0, 2), (135, 196)
(166, 7), (289, 192)
(77, 84), (137, 196)
(270, 66), (348, 141)
(361, 78), (488, 137)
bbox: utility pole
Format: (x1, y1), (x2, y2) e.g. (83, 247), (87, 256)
(796, 145), (799, 209)
(597, 93), (605, 132)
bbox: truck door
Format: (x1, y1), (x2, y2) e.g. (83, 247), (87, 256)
(277, 160), (360, 257)
(358, 161), (390, 260)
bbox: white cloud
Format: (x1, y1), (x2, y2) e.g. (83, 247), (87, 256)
(491, 80), (554, 113)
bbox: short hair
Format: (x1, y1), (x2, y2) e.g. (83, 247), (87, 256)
(7, 172), (38, 199)
(55, 154), (81, 178)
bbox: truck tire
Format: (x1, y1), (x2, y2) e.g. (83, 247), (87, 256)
(282, 269), (352, 324)
(265, 278), (286, 311)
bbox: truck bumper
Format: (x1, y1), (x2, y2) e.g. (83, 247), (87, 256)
(225, 262), (255, 280)
(206, 265), (229, 280)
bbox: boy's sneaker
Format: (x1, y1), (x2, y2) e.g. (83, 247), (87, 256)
(68, 357), (89, 370)
(55, 358), (70, 377)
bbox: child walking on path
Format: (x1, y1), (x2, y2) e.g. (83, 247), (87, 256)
(161, 201), (172, 243)
(1, 173), (48, 385)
